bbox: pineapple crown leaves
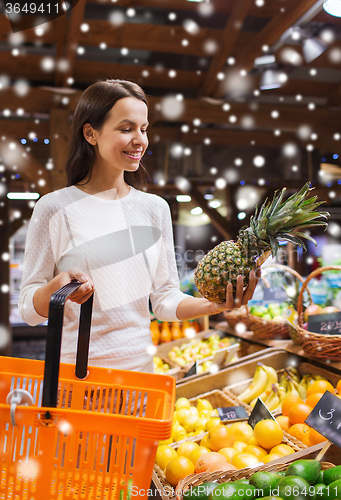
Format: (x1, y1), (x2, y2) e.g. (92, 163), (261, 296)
(241, 182), (330, 257)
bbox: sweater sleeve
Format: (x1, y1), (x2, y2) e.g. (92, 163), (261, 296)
(18, 195), (69, 326)
(149, 198), (188, 321)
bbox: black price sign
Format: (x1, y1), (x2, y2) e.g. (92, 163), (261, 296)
(307, 312), (341, 335)
(217, 406), (249, 422)
(183, 361), (197, 378)
(263, 287), (287, 303)
(305, 391), (341, 447)
(248, 398), (276, 429)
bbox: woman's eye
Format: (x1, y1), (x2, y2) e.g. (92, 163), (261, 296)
(141, 129), (147, 134)
(121, 129), (131, 133)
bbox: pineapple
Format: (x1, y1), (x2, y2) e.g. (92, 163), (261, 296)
(194, 183), (329, 303)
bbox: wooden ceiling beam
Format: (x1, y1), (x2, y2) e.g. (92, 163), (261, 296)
(54, 13), (69, 87)
(214, 0), (320, 98)
(199, 0), (254, 97)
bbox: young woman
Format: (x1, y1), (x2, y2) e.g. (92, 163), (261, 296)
(18, 79), (258, 373)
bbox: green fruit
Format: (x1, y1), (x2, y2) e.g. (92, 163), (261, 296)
(278, 476), (315, 500)
(313, 483), (326, 497)
(209, 482), (256, 500)
(257, 497), (284, 500)
(321, 478), (341, 500)
(277, 472), (286, 477)
(317, 472), (325, 484)
(250, 306), (268, 317)
(250, 472), (282, 497)
(285, 460), (321, 486)
(324, 466), (341, 485)
(234, 480), (250, 485)
(184, 482), (218, 499)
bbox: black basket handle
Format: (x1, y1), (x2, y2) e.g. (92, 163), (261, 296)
(42, 281), (93, 408)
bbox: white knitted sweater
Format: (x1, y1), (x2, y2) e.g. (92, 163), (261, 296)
(18, 186), (187, 372)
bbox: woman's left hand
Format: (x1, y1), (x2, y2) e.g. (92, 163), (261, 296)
(210, 268), (261, 314)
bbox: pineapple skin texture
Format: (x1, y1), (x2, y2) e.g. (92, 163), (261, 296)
(194, 240), (256, 303)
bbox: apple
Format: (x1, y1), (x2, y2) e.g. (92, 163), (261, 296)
(303, 304), (323, 323)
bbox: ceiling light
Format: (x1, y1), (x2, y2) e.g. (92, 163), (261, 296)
(254, 54), (276, 66)
(191, 207), (203, 215)
(208, 200), (221, 208)
(259, 69), (282, 90)
(323, 0), (341, 17)
(302, 37), (328, 63)
(176, 195), (191, 202)
(7, 192), (40, 200)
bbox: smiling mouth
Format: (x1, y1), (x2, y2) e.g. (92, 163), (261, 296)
(123, 151), (142, 159)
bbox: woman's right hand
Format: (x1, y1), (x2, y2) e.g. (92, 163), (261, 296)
(60, 268), (94, 305)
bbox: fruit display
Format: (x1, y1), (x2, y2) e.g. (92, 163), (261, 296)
(151, 320), (200, 345)
(194, 183), (329, 303)
(180, 459), (334, 500)
(153, 356), (172, 374)
(249, 302), (289, 323)
(167, 333), (235, 368)
(302, 304), (340, 329)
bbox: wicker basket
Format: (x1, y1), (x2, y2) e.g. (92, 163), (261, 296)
(295, 265), (341, 361)
(247, 264), (311, 341)
(223, 306), (251, 332)
(176, 456), (334, 500)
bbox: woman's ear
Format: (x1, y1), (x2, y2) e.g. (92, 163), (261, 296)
(83, 123), (97, 145)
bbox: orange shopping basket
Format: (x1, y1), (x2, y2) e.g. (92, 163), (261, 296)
(0, 282), (175, 500)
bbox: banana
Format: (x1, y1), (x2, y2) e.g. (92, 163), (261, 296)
(279, 373), (288, 391)
(250, 388), (271, 407)
(260, 364), (278, 390)
(299, 374), (310, 392)
(312, 375), (327, 381)
(238, 365), (268, 404)
(285, 367), (300, 383)
(291, 378), (307, 400)
(264, 384), (280, 412)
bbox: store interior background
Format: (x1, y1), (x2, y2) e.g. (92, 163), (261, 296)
(0, 0), (341, 356)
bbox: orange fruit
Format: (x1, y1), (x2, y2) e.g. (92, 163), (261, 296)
(281, 394), (303, 416)
(337, 379), (341, 395)
(247, 436), (258, 446)
(288, 403), (312, 425)
(188, 446), (209, 467)
(177, 441), (199, 459)
(233, 441), (248, 452)
(306, 380), (334, 397)
(269, 444), (294, 457)
(165, 456), (194, 487)
(287, 423), (310, 442)
(301, 432), (311, 447)
(262, 453), (282, 464)
(253, 419), (283, 449)
(309, 428), (328, 446)
(155, 445), (177, 470)
(207, 425), (234, 452)
(200, 434), (210, 449)
(242, 445), (267, 460)
(276, 415), (290, 433)
(206, 462), (238, 472)
(305, 392), (324, 409)
(218, 447), (238, 463)
(228, 422), (254, 443)
(195, 452), (227, 474)
(231, 452), (261, 469)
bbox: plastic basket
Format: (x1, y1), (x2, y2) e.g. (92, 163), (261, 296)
(295, 265), (341, 361)
(0, 282), (175, 500)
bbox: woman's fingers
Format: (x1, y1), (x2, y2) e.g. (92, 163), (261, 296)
(65, 268), (94, 303)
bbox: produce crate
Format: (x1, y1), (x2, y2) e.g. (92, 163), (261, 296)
(154, 356), (185, 381)
(175, 445), (334, 500)
(157, 329), (269, 383)
(153, 386), (308, 500)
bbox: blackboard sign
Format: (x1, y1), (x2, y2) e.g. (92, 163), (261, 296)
(248, 398), (276, 429)
(307, 312), (341, 335)
(263, 287), (287, 303)
(305, 391), (341, 447)
(183, 361), (197, 378)
(217, 406), (249, 422)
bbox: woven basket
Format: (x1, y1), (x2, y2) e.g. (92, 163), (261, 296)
(176, 457), (334, 499)
(295, 265), (341, 361)
(247, 264), (312, 341)
(223, 306), (251, 332)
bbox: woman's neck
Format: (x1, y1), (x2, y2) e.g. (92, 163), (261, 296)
(76, 172), (130, 199)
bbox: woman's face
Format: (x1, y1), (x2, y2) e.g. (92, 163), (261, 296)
(86, 96), (149, 174)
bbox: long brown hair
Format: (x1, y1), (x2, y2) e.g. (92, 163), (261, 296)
(65, 79), (149, 189)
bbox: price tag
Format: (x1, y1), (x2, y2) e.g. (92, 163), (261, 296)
(307, 312), (341, 335)
(217, 406), (248, 422)
(248, 398), (276, 429)
(263, 287), (287, 303)
(183, 361), (197, 378)
(305, 391), (341, 447)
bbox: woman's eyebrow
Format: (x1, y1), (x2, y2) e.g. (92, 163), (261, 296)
(118, 119), (149, 126)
